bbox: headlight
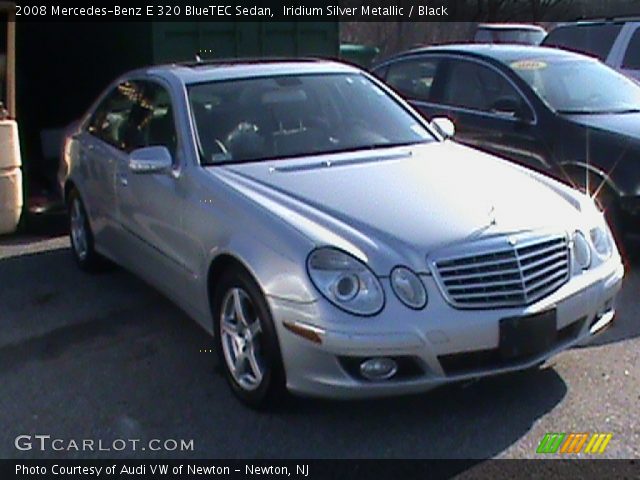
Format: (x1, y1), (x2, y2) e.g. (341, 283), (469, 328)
(590, 224), (613, 259)
(391, 267), (427, 309)
(572, 231), (591, 270)
(307, 248), (384, 316)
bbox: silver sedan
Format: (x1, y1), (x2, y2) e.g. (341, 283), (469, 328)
(62, 59), (624, 408)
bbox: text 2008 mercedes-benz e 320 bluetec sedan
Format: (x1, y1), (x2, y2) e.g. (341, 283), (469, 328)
(62, 59), (623, 408)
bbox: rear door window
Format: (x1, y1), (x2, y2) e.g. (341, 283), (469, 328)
(622, 27), (640, 69)
(543, 24), (623, 61)
(384, 58), (441, 102)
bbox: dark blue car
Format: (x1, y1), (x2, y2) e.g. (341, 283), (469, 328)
(373, 44), (640, 241)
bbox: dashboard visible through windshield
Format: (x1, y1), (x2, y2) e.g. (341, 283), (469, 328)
(188, 73), (435, 165)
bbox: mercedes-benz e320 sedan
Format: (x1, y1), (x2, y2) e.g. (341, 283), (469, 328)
(62, 59), (624, 407)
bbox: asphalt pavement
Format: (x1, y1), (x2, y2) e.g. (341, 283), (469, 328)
(0, 234), (638, 460)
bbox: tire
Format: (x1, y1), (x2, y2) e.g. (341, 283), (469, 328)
(212, 266), (287, 409)
(67, 189), (107, 272)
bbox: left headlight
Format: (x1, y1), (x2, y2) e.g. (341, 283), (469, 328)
(307, 247), (384, 316)
(590, 224), (614, 259)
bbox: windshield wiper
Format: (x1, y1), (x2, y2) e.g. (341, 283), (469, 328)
(364, 140), (430, 150)
(202, 141), (431, 166)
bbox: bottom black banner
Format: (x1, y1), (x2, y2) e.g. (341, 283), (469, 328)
(2, 459), (639, 479)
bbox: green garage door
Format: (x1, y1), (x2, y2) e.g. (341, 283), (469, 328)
(151, 22), (339, 62)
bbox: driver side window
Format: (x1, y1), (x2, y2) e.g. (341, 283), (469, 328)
(87, 81), (141, 150)
(121, 81), (179, 161)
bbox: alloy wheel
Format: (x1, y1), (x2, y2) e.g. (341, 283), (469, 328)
(219, 287), (265, 391)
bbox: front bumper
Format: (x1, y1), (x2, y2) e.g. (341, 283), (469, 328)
(269, 257), (624, 399)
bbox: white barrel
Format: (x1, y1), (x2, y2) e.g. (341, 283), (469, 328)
(0, 120), (22, 169)
(0, 166), (22, 235)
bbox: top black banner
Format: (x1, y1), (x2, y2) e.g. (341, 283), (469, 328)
(11, 0), (640, 22)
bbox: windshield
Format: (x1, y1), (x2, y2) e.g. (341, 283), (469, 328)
(510, 58), (640, 114)
(188, 73), (435, 165)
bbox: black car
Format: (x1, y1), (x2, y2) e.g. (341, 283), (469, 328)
(372, 44), (640, 240)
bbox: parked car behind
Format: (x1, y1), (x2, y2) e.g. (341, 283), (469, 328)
(474, 23), (546, 45)
(63, 59), (623, 408)
(372, 45), (640, 241)
(542, 20), (640, 81)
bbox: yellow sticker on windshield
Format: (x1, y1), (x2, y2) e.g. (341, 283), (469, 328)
(510, 60), (547, 70)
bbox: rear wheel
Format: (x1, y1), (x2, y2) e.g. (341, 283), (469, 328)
(68, 190), (107, 272)
(212, 266), (286, 409)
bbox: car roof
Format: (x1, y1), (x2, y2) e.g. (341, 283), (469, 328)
(477, 23), (545, 31)
(133, 58), (360, 85)
(381, 44), (591, 67)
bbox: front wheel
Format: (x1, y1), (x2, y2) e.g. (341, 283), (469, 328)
(213, 267), (286, 409)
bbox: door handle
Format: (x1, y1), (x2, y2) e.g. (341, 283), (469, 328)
(117, 174), (128, 187)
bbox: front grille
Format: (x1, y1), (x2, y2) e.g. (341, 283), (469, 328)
(431, 232), (570, 309)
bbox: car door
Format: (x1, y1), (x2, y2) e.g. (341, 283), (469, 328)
(432, 56), (550, 172)
(114, 79), (194, 304)
(79, 83), (138, 253)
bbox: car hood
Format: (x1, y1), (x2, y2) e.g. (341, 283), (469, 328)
(563, 111), (640, 140)
(209, 142), (584, 274)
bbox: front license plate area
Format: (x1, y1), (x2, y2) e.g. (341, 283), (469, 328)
(499, 309), (557, 359)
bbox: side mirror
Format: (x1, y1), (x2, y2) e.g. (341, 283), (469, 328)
(430, 117), (455, 139)
(128, 146), (173, 174)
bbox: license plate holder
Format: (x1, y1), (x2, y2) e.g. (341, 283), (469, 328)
(499, 309), (557, 359)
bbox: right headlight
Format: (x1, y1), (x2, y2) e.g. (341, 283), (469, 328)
(391, 266), (427, 309)
(581, 197), (616, 261)
(572, 230), (592, 270)
(307, 247), (384, 316)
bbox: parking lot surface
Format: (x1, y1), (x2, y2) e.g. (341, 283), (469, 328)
(0, 235), (638, 459)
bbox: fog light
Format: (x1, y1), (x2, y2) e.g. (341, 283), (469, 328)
(359, 357), (398, 380)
